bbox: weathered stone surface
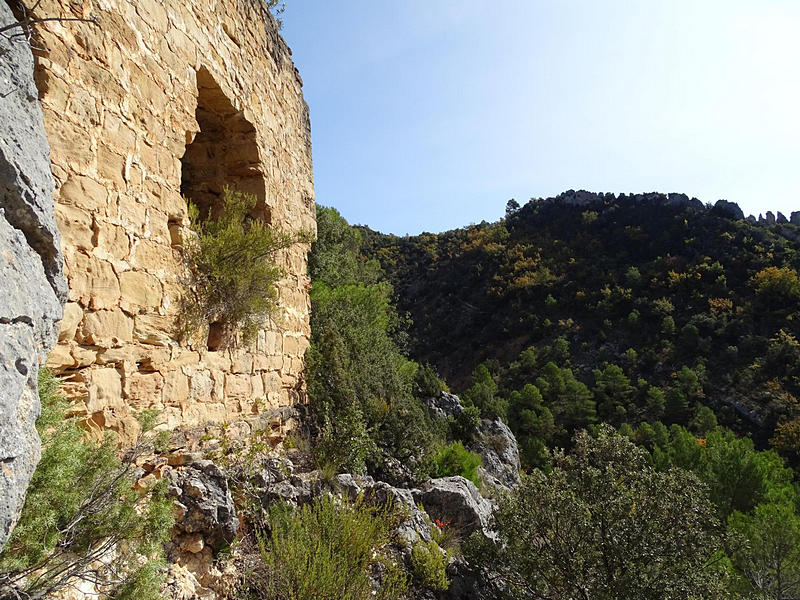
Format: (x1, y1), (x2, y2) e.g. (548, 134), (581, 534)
(168, 460), (239, 552)
(34, 0), (315, 438)
(413, 477), (496, 539)
(423, 392), (521, 489)
(0, 2), (65, 550)
(472, 418), (521, 489)
(424, 392), (465, 420)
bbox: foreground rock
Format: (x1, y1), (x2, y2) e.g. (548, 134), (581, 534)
(168, 459), (240, 553)
(413, 476), (496, 540)
(0, 4), (66, 550)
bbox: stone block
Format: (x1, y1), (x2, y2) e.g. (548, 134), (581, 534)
(58, 175), (109, 213)
(97, 145), (127, 187)
(231, 350), (253, 374)
(86, 367), (123, 413)
(133, 313), (174, 346)
(201, 349), (231, 371)
(79, 309), (134, 347)
(189, 371), (215, 402)
(125, 371), (164, 407)
(47, 343), (77, 370)
(163, 370), (190, 407)
(95, 222), (130, 261)
(119, 270), (162, 311)
(59, 302), (83, 341)
(67, 253), (120, 310)
(55, 203), (94, 251)
(224, 373), (251, 400)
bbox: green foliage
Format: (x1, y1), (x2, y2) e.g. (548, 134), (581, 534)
(432, 441), (482, 486)
(240, 496), (408, 600)
(415, 362), (444, 398)
(409, 540), (450, 591)
(727, 501), (800, 599)
(479, 426), (728, 599)
(361, 195), (800, 448)
(462, 364), (508, 420)
(0, 371), (174, 599)
(450, 404), (481, 441)
(752, 266), (800, 307)
(307, 206), (441, 480)
(180, 187), (306, 346)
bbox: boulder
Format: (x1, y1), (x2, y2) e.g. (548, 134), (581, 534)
(413, 477), (495, 539)
(471, 418), (521, 489)
(0, 3), (66, 550)
(424, 392), (521, 489)
(423, 392), (464, 420)
(168, 460), (239, 552)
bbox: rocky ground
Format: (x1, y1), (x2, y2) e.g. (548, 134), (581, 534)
(146, 391), (520, 599)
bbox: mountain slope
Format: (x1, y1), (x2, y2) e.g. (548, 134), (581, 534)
(361, 191), (800, 447)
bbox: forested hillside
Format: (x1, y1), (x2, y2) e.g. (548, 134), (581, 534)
(361, 191), (800, 460)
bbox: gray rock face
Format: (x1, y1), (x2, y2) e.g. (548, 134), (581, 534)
(791, 211), (800, 226)
(168, 460), (240, 551)
(424, 392), (521, 489)
(424, 392), (465, 420)
(413, 476), (495, 539)
(0, 4), (65, 550)
(472, 418), (521, 489)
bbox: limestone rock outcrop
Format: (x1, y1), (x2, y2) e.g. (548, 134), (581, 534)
(29, 0), (316, 438)
(168, 459), (240, 553)
(413, 476), (496, 540)
(0, 3), (66, 549)
(423, 391), (521, 489)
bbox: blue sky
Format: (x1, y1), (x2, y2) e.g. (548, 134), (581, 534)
(281, 1), (800, 235)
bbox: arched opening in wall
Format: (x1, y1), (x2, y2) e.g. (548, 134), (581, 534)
(180, 67), (270, 351)
(180, 67), (269, 223)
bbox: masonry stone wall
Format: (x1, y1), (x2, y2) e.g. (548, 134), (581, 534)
(32, 0), (315, 439)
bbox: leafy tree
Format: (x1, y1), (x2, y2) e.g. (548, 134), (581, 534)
(535, 362), (596, 431)
(593, 363), (634, 422)
(752, 266), (800, 308)
(307, 206), (439, 478)
(728, 502), (800, 600)
(462, 364), (507, 420)
(475, 426), (727, 599)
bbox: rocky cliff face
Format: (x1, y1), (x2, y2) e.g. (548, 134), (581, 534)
(0, 2), (66, 549)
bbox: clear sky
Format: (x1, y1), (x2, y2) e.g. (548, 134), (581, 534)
(280, 1), (800, 235)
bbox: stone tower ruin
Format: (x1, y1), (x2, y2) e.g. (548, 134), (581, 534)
(31, 0), (315, 438)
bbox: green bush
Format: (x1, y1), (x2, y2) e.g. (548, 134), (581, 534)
(478, 427), (728, 599)
(238, 496), (408, 600)
(180, 187), (308, 346)
(415, 363), (445, 398)
(0, 370), (174, 599)
(432, 441), (482, 487)
(307, 206), (442, 477)
(409, 540), (450, 591)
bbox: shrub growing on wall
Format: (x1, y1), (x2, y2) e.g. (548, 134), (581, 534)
(180, 187), (308, 347)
